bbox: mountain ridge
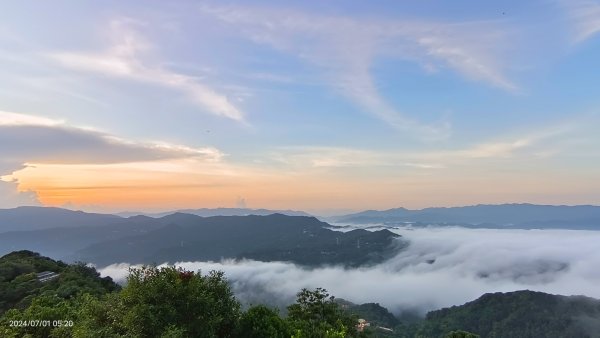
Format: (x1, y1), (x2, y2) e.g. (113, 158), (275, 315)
(0, 210), (403, 268)
(332, 203), (600, 230)
(72, 213), (403, 267)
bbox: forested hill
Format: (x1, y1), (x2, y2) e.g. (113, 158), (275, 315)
(73, 213), (403, 267)
(0, 251), (368, 337)
(414, 290), (600, 337)
(334, 290), (600, 337)
(0, 250), (118, 315)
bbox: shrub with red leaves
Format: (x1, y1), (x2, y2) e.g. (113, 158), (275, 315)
(179, 270), (194, 281)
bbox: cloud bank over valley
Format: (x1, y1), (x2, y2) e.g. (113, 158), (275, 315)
(99, 226), (600, 315)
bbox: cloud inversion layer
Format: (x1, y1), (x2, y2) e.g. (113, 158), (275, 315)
(99, 226), (600, 315)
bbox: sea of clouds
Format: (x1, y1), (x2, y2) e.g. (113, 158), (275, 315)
(99, 226), (600, 315)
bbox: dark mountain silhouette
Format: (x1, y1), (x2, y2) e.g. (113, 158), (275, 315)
(0, 209), (402, 268)
(72, 213), (403, 267)
(0, 206), (122, 233)
(116, 207), (311, 218)
(0, 215), (165, 258)
(333, 204), (600, 229)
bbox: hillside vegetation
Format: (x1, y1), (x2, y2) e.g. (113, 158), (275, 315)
(0, 251), (367, 337)
(0, 250), (118, 315)
(414, 290), (600, 338)
(2, 251), (600, 337)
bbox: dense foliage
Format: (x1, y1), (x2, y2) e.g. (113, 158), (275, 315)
(414, 290), (600, 337)
(287, 288), (365, 337)
(0, 252), (366, 337)
(0, 250), (117, 315)
(72, 266), (241, 337)
(3, 251), (599, 337)
(235, 305), (291, 338)
(344, 302), (400, 329)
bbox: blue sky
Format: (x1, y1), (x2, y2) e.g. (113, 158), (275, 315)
(0, 0), (599, 213)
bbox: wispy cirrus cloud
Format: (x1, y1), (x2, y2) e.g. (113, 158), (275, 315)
(200, 5), (519, 139)
(562, 0), (600, 43)
(49, 19), (246, 122)
(0, 110), (63, 127)
(269, 146), (445, 170)
(269, 116), (593, 172)
(453, 124), (577, 159)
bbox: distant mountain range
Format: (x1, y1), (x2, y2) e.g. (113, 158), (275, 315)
(0, 207), (401, 267)
(0, 206), (122, 232)
(4, 204), (600, 234)
(332, 203), (600, 230)
(0, 206), (311, 233)
(115, 207), (311, 218)
(2, 203), (600, 269)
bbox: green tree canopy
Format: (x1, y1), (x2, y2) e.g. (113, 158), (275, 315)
(287, 287), (364, 338)
(236, 304), (290, 338)
(102, 266), (240, 337)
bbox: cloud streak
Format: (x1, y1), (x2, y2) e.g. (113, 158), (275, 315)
(563, 0), (600, 43)
(269, 146), (445, 170)
(99, 226), (600, 315)
(0, 111), (223, 167)
(266, 119), (582, 172)
(49, 19), (245, 122)
(200, 5), (519, 139)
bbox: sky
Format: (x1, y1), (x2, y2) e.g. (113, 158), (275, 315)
(1, 0), (600, 213)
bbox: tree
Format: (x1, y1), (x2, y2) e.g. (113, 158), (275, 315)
(445, 330), (480, 338)
(108, 266), (240, 337)
(0, 294), (78, 338)
(236, 305), (290, 338)
(287, 287), (364, 338)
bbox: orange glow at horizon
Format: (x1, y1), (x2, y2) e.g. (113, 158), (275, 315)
(7, 159), (600, 212)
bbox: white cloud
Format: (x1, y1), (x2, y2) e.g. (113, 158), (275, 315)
(49, 19), (245, 122)
(0, 179), (40, 208)
(99, 226), (600, 315)
(200, 5), (519, 139)
(269, 146), (444, 170)
(0, 110), (225, 172)
(266, 117), (590, 174)
(0, 111), (229, 208)
(0, 110), (232, 208)
(0, 130), (222, 168)
(421, 119), (584, 161)
(563, 0), (600, 43)
(0, 110), (63, 126)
